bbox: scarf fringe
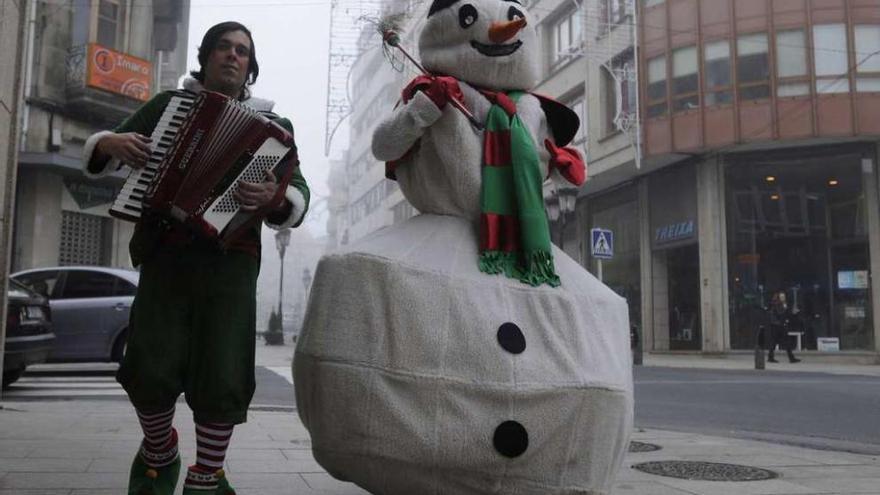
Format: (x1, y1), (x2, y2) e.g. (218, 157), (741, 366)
(479, 250), (561, 288)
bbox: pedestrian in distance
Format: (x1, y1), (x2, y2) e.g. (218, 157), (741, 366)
(767, 291), (801, 364)
(82, 21), (310, 495)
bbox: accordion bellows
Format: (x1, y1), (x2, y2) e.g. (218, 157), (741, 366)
(111, 90), (298, 246)
(294, 214), (634, 495)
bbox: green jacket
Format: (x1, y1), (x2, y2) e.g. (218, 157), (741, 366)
(87, 90), (310, 265)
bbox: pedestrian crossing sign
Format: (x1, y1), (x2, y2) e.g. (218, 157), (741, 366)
(591, 228), (614, 260)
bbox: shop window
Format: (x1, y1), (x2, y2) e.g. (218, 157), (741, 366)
(725, 153), (872, 351)
(646, 55), (667, 117)
(737, 33), (770, 100)
(813, 24), (850, 94)
(643, 0), (664, 6)
(552, 9), (583, 68)
(704, 40), (732, 105)
(672, 46), (699, 111)
(96, 0), (124, 49)
(854, 25), (880, 92)
(776, 29), (810, 97)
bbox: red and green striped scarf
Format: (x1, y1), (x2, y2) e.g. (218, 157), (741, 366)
(479, 91), (560, 287)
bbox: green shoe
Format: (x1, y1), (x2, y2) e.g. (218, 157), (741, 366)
(182, 467), (235, 494)
(127, 452), (181, 495)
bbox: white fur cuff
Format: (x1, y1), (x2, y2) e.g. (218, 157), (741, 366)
(82, 130), (121, 179)
(265, 186), (307, 230)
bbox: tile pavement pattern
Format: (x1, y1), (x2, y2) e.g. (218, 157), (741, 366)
(2, 400), (880, 494)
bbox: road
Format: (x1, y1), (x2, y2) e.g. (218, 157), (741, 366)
(634, 366), (880, 454)
(7, 360), (880, 455)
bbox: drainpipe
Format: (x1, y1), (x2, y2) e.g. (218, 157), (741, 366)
(19, 0), (38, 152)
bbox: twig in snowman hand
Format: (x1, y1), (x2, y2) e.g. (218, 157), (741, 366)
(381, 29), (484, 131)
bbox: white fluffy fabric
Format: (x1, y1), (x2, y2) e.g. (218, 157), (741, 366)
(294, 215), (633, 494)
(182, 77), (275, 112)
(372, 81), (552, 220)
(418, 0), (540, 90)
(296, 1), (632, 492)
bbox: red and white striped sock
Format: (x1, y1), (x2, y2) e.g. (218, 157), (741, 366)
(135, 406), (178, 468)
(184, 421), (234, 490)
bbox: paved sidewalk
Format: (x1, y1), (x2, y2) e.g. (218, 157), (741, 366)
(641, 352), (880, 377)
(2, 398), (879, 494)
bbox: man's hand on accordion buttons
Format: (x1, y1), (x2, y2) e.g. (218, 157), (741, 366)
(236, 170), (280, 212)
(97, 132), (152, 169)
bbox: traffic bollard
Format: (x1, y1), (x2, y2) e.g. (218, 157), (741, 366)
(631, 325), (643, 366)
(754, 325), (765, 370)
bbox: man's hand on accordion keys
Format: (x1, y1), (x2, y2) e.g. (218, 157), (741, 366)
(235, 169), (284, 212)
(96, 132), (152, 169)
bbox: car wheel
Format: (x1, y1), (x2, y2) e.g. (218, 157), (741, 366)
(2, 367), (25, 389)
(112, 330), (128, 363)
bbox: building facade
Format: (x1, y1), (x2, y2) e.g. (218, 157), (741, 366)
(0, 0), (30, 388)
(579, 0), (880, 356)
(13, 0), (190, 271)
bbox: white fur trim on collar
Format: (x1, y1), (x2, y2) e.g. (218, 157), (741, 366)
(182, 77), (275, 112)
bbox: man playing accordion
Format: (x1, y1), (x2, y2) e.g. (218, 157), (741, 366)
(82, 21), (309, 495)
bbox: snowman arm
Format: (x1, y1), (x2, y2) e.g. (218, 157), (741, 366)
(371, 91), (443, 161)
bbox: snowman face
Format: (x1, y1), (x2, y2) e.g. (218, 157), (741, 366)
(419, 0), (539, 91)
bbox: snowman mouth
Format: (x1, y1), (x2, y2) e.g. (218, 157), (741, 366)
(470, 40), (522, 57)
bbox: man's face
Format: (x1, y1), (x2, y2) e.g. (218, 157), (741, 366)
(203, 30), (251, 97)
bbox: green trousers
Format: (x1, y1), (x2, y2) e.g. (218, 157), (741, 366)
(117, 246), (259, 424)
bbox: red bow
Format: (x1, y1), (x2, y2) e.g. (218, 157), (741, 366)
(544, 139), (586, 186)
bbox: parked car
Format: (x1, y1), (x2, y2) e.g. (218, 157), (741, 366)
(3, 279), (54, 387)
(12, 267), (138, 363)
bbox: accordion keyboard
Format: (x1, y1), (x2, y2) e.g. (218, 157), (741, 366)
(110, 93), (196, 221)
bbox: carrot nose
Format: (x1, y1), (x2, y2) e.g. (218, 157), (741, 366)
(488, 18), (527, 44)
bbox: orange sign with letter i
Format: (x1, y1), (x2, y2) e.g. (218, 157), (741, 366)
(86, 43), (152, 102)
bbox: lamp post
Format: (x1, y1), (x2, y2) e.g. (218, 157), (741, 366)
(546, 194), (561, 245)
(268, 228), (291, 346)
(557, 185), (579, 251)
(299, 268), (312, 340)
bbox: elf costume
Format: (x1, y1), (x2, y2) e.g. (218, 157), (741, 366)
(293, 1), (633, 494)
(83, 78), (310, 495)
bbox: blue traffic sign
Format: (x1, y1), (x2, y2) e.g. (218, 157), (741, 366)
(591, 228), (614, 260)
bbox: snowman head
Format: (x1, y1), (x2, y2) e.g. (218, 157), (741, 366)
(418, 0), (539, 91)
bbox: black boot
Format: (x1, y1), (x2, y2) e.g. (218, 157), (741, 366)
(767, 350), (778, 363)
(787, 350), (800, 363)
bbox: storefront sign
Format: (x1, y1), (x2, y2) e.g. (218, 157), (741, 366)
(86, 43), (152, 101)
(838, 270), (869, 289)
(591, 228), (614, 260)
(64, 178), (118, 210)
(816, 337), (840, 352)
(655, 220), (695, 244)
(649, 163), (698, 249)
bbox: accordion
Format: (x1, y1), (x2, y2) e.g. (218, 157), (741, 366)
(110, 90), (299, 247)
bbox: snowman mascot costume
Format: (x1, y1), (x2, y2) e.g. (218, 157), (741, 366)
(294, 1), (633, 493)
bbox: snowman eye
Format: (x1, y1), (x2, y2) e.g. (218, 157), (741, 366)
(508, 6), (524, 21)
(459, 4), (478, 28)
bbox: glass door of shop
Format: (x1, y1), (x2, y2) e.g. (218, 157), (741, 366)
(667, 244), (701, 350)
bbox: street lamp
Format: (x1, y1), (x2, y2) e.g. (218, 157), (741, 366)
(553, 185), (579, 248)
(268, 228), (291, 346)
(298, 268), (312, 340)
